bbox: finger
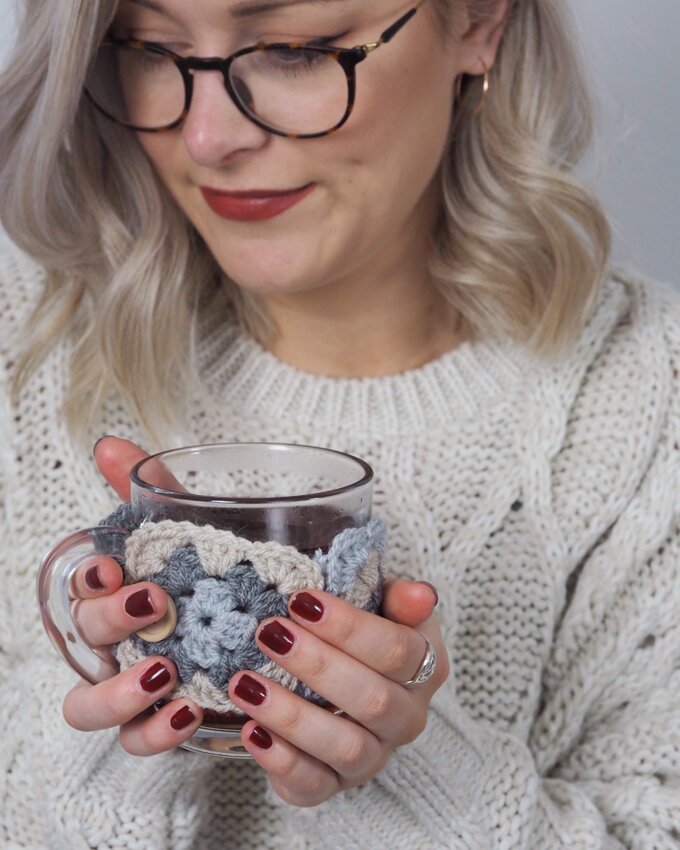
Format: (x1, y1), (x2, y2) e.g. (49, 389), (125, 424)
(381, 579), (438, 627)
(287, 589), (445, 692)
(229, 672), (383, 783)
(94, 436), (150, 501)
(69, 556), (124, 599)
(94, 436), (188, 499)
(119, 698), (203, 756)
(240, 719), (341, 807)
(72, 582), (171, 646)
(250, 618), (425, 745)
(63, 657), (180, 732)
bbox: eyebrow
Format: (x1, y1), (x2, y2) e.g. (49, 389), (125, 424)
(126, 0), (350, 19)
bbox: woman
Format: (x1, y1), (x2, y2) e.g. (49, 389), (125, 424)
(1, 0), (678, 846)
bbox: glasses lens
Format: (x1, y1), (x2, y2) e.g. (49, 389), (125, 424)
(229, 47), (350, 136)
(86, 43), (185, 130)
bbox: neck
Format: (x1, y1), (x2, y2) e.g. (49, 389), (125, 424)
(263, 280), (466, 379)
(259, 193), (468, 378)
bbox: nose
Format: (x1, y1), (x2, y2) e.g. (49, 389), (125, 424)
(181, 70), (270, 166)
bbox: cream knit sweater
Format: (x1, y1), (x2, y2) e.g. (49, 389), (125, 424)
(1, 237), (679, 850)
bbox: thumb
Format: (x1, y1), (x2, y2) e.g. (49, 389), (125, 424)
(381, 578), (438, 628)
(93, 436), (150, 501)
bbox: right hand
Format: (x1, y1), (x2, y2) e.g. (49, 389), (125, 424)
(61, 436), (204, 755)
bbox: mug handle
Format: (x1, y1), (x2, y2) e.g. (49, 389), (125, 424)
(36, 527), (130, 684)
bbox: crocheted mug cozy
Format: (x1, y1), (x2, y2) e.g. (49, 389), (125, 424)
(95, 504), (388, 715)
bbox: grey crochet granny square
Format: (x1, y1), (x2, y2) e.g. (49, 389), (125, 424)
(96, 506), (387, 715)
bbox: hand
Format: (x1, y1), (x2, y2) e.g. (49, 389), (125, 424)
(228, 585), (449, 807)
(62, 437), (205, 753)
(62, 436), (443, 765)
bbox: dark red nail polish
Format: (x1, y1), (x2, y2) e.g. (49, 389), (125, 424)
(258, 621), (295, 655)
(170, 705), (196, 731)
(290, 592), (324, 623)
(419, 582), (439, 608)
(85, 565), (104, 590)
(140, 661), (171, 692)
(125, 589), (155, 618)
(249, 726), (272, 749)
(235, 674), (267, 706)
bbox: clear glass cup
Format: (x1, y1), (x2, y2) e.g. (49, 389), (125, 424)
(37, 442), (374, 759)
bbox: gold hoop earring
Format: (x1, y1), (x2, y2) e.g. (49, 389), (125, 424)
(454, 73), (464, 104)
(453, 59), (490, 122)
(469, 59), (490, 118)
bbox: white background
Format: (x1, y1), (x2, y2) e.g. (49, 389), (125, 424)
(1, 0), (678, 286)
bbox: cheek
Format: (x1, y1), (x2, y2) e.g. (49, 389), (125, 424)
(335, 60), (453, 208)
(136, 134), (183, 192)
(382, 67), (453, 170)
(363, 41), (451, 152)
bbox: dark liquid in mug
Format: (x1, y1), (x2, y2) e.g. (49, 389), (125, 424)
(139, 501), (362, 555)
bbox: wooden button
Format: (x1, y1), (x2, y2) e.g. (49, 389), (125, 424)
(135, 596), (177, 643)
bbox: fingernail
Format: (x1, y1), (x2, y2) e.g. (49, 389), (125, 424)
(170, 705), (196, 731)
(258, 621), (295, 655)
(290, 592), (324, 623)
(85, 565), (104, 590)
(249, 726), (273, 749)
(139, 661), (171, 692)
(234, 674), (267, 706)
(419, 582), (439, 608)
(125, 589), (155, 618)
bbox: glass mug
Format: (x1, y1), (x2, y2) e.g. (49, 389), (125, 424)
(37, 442), (374, 759)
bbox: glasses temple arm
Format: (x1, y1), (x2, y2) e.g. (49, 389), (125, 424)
(379, 8), (419, 44)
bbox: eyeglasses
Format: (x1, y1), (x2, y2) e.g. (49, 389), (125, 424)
(85, 1), (427, 139)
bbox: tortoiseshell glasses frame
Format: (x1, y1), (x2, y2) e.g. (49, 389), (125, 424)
(86, 0), (428, 139)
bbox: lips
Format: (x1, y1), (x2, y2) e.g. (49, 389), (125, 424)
(200, 184), (316, 222)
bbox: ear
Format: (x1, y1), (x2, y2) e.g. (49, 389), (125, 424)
(455, 0), (513, 76)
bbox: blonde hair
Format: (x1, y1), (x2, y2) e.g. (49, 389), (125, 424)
(0, 0), (610, 443)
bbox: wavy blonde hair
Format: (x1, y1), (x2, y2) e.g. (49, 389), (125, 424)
(0, 0), (610, 443)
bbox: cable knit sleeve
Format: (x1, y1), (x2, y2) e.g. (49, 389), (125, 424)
(279, 276), (680, 849)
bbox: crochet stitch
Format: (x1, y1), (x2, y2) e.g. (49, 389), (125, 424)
(97, 511), (387, 712)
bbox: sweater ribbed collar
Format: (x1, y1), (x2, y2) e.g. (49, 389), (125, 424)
(197, 316), (529, 437)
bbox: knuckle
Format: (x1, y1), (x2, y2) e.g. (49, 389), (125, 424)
(270, 779), (297, 805)
(402, 710), (428, 744)
(362, 683), (394, 722)
(118, 728), (156, 757)
(334, 612), (361, 647)
(271, 776), (330, 809)
(334, 732), (368, 774)
(106, 608), (127, 637)
(278, 699), (305, 737)
(268, 749), (299, 782)
(296, 771), (328, 802)
(382, 632), (411, 677)
(106, 689), (134, 727)
(305, 648), (331, 683)
(119, 718), (167, 757)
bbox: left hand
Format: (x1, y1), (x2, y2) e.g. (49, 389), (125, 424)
(229, 583), (449, 807)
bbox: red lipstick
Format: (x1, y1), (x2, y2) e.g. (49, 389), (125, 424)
(200, 184), (316, 221)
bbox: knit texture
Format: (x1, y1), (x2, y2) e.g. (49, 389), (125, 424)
(1, 233), (679, 849)
(99, 514), (387, 711)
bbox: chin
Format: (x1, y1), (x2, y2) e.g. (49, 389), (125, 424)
(213, 258), (317, 297)
(205, 237), (321, 293)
